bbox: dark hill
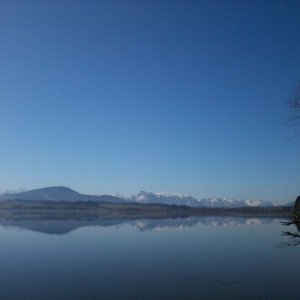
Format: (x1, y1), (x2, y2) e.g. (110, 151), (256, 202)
(0, 186), (125, 203)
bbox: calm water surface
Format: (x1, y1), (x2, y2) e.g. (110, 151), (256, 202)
(0, 216), (298, 299)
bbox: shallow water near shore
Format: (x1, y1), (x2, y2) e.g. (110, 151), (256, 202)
(0, 215), (299, 299)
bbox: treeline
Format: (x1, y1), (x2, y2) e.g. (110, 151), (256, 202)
(0, 199), (293, 218)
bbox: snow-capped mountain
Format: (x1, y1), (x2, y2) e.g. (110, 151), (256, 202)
(245, 199), (274, 207)
(131, 191), (274, 208)
(133, 191), (200, 206)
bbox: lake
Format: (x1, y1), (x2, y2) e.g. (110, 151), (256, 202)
(0, 215), (299, 299)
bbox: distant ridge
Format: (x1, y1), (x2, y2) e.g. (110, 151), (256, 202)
(0, 186), (277, 207)
(0, 186), (125, 203)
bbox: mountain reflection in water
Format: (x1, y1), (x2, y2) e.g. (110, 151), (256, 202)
(0, 212), (276, 235)
(0, 212), (299, 300)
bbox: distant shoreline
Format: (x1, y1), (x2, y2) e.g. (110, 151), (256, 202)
(0, 200), (293, 219)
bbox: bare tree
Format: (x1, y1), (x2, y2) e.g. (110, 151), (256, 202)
(287, 83), (300, 127)
(279, 86), (300, 246)
(280, 221), (300, 247)
(280, 196), (300, 246)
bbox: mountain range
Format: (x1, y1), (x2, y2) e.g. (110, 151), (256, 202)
(129, 191), (274, 208)
(0, 186), (277, 208)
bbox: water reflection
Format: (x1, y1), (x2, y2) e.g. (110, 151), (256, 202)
(0, 211), (276, 235)
(280, 220), (300, 247)
(0, 211), (298, 300)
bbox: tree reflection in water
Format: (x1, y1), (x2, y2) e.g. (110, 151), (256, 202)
(280, 220), (300, 247)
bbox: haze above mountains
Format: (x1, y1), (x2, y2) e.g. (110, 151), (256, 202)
(0, 186), (277, 208)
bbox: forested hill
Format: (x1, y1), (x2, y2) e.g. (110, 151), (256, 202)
(0, 186), (125, 203)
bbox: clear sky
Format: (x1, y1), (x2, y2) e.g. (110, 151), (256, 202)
(1, 0), (300, 203)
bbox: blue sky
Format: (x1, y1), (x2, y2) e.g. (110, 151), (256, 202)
(1, 0), (300, 203)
